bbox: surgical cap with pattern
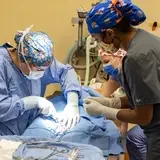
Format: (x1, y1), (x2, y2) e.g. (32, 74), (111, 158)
(86, 0), (146, 34)
(14, 31), (53, 67)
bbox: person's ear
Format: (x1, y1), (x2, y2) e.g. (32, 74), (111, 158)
(107, 29), (114, 38)
(103, 29), (114, 44)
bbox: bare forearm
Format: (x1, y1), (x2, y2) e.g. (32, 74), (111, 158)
(120, 96), (130, 109)
(117, 109), (140, 124)
(101, 79), (120, 97)
(117, 108), (152, 125)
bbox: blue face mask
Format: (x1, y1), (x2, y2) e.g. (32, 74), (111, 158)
(103, 64), (119, 78)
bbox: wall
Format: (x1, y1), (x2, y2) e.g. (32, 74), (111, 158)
(1, 0), (94, 61)
(0, 0), (95, 96)
(133, 0), (160, 35)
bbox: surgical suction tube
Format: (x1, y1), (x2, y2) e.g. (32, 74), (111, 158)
(68, 12), (99, 70)
(84, 35), (97, 86)
(69, 48), (99, 70)
(67, 38), (99, 70)
(65, 41), (78, 64)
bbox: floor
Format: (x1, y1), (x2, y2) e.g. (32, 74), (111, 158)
(107, 123), (135, 160)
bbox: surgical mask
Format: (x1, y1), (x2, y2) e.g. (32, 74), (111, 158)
(103, 64), (119, 78)
(99, 48), (127, 63)
(98, 42), (118, 54)
(25, 70), (45, 80)
(102, 49), (127, 77)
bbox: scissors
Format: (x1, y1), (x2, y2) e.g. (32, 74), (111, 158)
(42, 146), (70, 160)
(27, 142), (78, 160)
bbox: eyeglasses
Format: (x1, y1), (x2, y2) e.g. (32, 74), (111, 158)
(32, 66), (49, 72)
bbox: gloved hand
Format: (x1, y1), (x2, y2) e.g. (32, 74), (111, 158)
(85, 97), (121, 109)
(56, 92), (80, 130)
(56, 104), (80, 129)
(22, 96), (56, 116)
(83, 99), (120, 120)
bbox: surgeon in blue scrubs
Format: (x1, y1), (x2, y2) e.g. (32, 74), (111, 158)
(0, 26), (81, 135)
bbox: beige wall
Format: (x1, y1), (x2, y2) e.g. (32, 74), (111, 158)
(133, 0), (160, 35)
(1, 0), (94, 61)
(1, 0), (159, 96)
(1, 0), (95, 96)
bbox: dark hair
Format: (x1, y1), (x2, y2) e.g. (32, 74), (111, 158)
(114, 17), (131, 33)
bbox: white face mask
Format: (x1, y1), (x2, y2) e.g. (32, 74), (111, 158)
(98, 42), (118, 54)
(25, 70), (45, 80)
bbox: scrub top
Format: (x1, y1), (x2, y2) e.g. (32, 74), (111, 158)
(0, 46), (81, 135)
(118, 29), (160, 135)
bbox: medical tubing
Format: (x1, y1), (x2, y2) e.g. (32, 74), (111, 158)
(84, 35), (97, 85)
(67, 39), (99, 70)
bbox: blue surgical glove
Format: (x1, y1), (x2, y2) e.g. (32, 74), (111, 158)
(22, 96), (56, 116)
(56, 92), (80, 130)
